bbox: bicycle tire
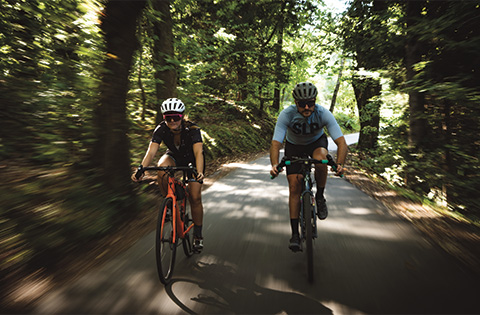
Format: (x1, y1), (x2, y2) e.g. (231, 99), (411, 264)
(156, 198), (176, 284)
(303, 191), (314, 283)
(182, 208), (194, 257)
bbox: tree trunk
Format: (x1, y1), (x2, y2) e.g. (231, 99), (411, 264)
(151, 0), (176, 124)
(272, 1), (286, 112)
(236, 48), (248, 101)
(352, 74), (381, 150)
(94, 0), (146, 195)
(405, 0), (427, 148)
(259, 85), (265, 113)
(330, 58), (345, 113)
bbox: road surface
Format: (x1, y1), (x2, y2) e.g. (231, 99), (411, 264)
(34, 134), (479, 314)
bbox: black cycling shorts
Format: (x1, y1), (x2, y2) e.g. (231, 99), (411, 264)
(165, 151), (205, 183)
(284, 134), (328, 175)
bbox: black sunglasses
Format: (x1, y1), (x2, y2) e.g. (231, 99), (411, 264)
(163, 114), (183, 122)
(297, 100), (316, 108)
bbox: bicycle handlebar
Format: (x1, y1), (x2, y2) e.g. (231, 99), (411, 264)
(135, 163), (203, 184)
(271, 154), (343, 179)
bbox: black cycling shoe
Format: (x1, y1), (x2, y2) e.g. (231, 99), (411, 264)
(193, 237), (204, 253)
(316, 195), (328, 220)
(289, 234), (302, 252)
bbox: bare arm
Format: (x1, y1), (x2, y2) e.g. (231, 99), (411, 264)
(333, 136), (348, 176)
(132, 142), (159, 181)
(192, 142), (204, 181)
(141, 141), (160, 167)
(269, 140), (283, 177)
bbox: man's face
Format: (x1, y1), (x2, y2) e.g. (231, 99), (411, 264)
(295, 98), (316, 117)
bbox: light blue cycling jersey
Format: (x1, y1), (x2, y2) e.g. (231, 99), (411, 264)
(272, 104), (343, 145)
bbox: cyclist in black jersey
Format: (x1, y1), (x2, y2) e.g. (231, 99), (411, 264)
(132, 98), (205, 252)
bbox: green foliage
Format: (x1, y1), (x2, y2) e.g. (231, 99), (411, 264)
(168, 0), (324, 111)
(339, 0), (480, 216)
(334, 111), (360, 134)
(340, 0), (404, 70)
(0, 0), (103, 166)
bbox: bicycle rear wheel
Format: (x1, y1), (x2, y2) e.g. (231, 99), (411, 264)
(156, 198), (176, 284)
(302, 191), (314, 283)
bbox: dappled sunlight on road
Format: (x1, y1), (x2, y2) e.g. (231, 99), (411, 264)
(346, 207), (375, 215)
(263, 221), (293, 236)
(32, 151), (480, 315)
(222, 207), (279, 220)
(322, 218), (417, 241)
(221, 162), (270, 171)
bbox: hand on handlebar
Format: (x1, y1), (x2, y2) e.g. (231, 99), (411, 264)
(270, 164), (282, 178)
(333, 164), (345, 177)
(195, 172), (204, 182)
(132, 165), (144, 182)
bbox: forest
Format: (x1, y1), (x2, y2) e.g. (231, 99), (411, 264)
(1, 0), (479, 298)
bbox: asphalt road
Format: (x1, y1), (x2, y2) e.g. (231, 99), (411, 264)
(35, 136), (479, 314)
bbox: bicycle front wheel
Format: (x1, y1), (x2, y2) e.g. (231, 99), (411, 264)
(302, 191), (314, 283)
(156, 198), (177, 284)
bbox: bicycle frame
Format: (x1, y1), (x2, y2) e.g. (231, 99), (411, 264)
(161, 173), (194, 245)
(156, 168), (196, 246)
(138, 165), (198, 243)
(136, 164), (200, 284)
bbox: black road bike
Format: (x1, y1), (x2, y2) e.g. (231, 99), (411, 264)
(272, 154), (339, 282)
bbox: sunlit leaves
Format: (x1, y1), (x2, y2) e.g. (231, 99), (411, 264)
(340, 0), (480, 214)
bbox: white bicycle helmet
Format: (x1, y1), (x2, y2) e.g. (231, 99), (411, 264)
(161, 98), (185, 113)
(292, 82), (318, 100)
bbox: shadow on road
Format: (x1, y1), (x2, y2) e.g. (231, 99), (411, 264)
(166, 261), (332, 315)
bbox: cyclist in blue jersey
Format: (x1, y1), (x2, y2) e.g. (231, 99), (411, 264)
(270, 82), (348, 252)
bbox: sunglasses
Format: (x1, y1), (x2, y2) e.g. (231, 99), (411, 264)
(163, 114), (183, 122)
(297, 100), (316, 108)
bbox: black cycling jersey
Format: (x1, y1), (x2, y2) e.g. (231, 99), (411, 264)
(151, 121), (203, 166)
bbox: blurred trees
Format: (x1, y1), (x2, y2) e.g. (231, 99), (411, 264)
(93, 0), (146, 196)
(341, 0), (402, 150)
(166, 0), (322, 111)
(340, 0), (480, 214)
(0, 0), (97, 165)
(149, 0), (176, 124)
(1, 0), (326, 197)
(1, 0), (478, 226)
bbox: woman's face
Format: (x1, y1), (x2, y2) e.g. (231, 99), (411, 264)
(164, 113), (183, 131)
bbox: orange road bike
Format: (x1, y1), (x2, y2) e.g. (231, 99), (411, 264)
(272, 154), (339, 283)
(136, 164), (201, 284)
